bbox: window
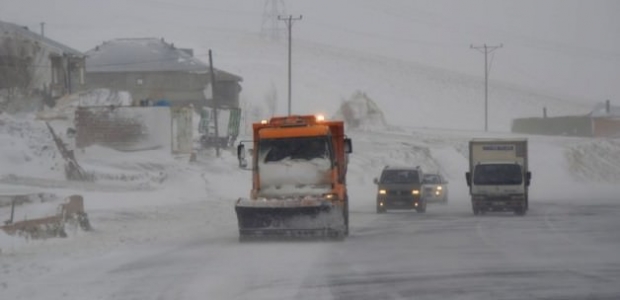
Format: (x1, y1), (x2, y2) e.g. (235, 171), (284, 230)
(380, 170), (420, 184)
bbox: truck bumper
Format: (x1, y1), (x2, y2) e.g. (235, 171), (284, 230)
(471, 196), (525, 212)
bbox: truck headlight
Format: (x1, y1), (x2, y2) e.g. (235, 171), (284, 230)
(437, 186), (443, 191)
(379, 189), (387, 195)
(412, 190), (420, 195)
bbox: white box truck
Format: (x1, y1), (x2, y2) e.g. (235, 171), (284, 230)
(465, 138), (531, 216)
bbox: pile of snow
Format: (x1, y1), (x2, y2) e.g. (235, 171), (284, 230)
(0, 114), (64, 179)
(75, 89), (133, 107)
(565, 138), (620, 184)
(259, 157), (332, 197)
(333, 91), (388, 130)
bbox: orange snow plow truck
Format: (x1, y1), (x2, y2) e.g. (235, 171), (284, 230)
(235, 114), (352, 241)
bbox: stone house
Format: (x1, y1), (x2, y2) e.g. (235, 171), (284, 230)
(0, 20), (85, 101)
(82, 38), (242, 108)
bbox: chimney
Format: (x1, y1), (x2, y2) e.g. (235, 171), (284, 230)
(606, 99), (610, 114)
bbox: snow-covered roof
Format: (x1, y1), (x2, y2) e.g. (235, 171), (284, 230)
(85, 38), (242, 81)
(0, 20), (84, 57)
(589, 102), (620, 118)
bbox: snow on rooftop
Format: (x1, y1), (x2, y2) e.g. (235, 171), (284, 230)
(85, 38), (209, 73)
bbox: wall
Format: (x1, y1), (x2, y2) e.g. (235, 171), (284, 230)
(75, 106), (171, 151)
(592, 118), (620, 138)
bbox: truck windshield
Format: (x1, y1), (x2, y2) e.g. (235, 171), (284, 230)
(259, 136), (332, 163)
(473, 164), (523, 185)
(381, 170), (420, 184)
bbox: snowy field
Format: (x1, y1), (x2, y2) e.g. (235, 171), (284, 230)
(2, 0), (620, 299)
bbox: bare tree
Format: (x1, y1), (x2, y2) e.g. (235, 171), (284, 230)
(0, 32), (44, 105)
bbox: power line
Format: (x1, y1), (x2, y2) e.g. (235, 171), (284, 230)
(278, 14), (302, 116)
(471, 43), (503, 132)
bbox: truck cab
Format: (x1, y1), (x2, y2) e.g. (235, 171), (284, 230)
(235, 114), (353, 240)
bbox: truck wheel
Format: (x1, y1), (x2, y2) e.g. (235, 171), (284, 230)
(514, 207), (526, 216)
(416, 202), (426, 213)
(525, 197), (529, 211)
(344, 197), (349, 236)
(473, 206), (480, 215)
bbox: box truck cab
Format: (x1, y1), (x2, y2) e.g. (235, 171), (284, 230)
(465, 139), (531, 216)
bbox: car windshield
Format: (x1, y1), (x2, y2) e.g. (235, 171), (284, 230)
(380, 170), (420, 184)
(423, 174), (441, 184)
(473, 164), (523, 185)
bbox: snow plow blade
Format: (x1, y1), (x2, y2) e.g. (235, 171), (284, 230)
(235, 199), (346, 241)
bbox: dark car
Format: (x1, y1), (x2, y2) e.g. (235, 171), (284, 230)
(373, 166), (426, 213)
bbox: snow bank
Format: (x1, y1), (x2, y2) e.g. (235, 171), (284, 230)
(333, 91), (388, 130)
(0, 114), (64, 179)
(564, 139), (620, 184)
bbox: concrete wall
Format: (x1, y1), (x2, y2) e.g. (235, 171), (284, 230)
(83, 71), (240, 108)
(592, 118), (620, 138)
(75, 106), (171, 151)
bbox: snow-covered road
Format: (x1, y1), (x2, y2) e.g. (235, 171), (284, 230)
(4, 198), (620, 300)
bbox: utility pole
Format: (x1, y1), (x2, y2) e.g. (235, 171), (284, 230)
(278, 14), (302, 116)
(470, 43), (502, 132)
(40, 22), (45, 37)
(208, 49), (220, 157)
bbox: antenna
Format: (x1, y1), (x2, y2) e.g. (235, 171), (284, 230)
(260, 0), (287, 41)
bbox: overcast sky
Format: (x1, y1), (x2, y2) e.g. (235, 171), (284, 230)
(2, 0), (618, 103)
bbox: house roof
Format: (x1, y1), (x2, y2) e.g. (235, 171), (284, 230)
(589, 101), (620, 118)
(0, 20), (84, 57)
(85, 38), (242, 81)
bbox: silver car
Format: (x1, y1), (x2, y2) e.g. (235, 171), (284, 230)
(422, 173), (449, 203)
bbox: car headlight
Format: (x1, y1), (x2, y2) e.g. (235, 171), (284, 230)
(379, 189), (387, 195)
(323, 193), (337, 200)
(412, 190), (420, 195)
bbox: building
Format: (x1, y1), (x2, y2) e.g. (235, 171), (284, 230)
(83, 38), (243, 108)
(590, 100), (620, 138)
(511, 100), (620, 138)
(0, 20), (85, 100)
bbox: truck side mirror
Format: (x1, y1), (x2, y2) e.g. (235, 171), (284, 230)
(526, 171), (531, 186)
(465, 172), (471, 187)
(344, 138), (352, 154)
(373, 177), (379, 184)
(237, 144), (247, 168)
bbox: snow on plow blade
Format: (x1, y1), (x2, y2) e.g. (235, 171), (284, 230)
(235, 198), (346, 241)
